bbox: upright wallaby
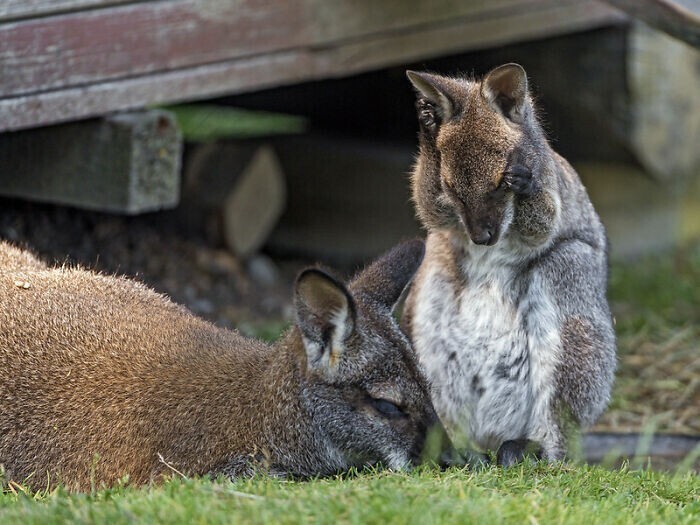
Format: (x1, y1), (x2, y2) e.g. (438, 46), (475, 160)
(0, 239), (436, 491)
(404, 64), (616, 464)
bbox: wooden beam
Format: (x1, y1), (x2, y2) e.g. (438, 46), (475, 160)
(0, 0), (572, 99)
(0, 1), (625, 132)
(605, 0), (700, 47)
(627, 22), (700, 180)
(0, 110), (182, 213)
(0, 1), (135, 22)
(0, 0), (307, 98)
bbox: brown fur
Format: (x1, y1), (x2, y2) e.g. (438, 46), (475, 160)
(0, 240), (435, 490)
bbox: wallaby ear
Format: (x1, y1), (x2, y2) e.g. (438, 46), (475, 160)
(481, 63), (528, 123)
(295, 269), (355, 375)
(350, 239), (425, 312)
(406, 70), (456, 124)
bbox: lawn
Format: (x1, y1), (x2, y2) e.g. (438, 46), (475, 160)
(1, 463), (698, 525)
(1, 246), (698, 523)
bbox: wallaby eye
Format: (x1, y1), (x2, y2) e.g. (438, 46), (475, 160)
(368, 397), (405, 418)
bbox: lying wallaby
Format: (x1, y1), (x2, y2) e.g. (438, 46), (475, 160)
(404, 64), (616, 464)
(0, 239), (436, 491)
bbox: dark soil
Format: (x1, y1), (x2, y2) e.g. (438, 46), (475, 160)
(0, 197), (300, 338)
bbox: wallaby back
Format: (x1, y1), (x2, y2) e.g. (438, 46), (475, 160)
(0, 240), (434, 490)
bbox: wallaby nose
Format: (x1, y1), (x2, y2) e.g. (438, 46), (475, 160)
(410, 407), (445, 465)
(470, 229), (493, 245)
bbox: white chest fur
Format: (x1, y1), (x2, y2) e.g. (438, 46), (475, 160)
(411, 242), (561, 452)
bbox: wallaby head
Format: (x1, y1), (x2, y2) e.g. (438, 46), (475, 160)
(407, 64), (547, 246)
(293, 239), (437, 470)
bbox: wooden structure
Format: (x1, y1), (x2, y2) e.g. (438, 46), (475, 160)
(1, 0), (698, 258)
(0, 0), (626, 132)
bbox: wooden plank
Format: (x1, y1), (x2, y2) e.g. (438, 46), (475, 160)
(308, 0), (527, 42)
(315, 1), (627, 79)
(605, 0), (700, 47)
(0, 0), (527, 98)
(0, 110), (182, 213)
(0, 1), (135, 22)
(0, 0), (307, 98)
(0, 0), (621, 99)
(182, 143), (287, 258)
(0, 0), (625, 131)
(0, 51), (310, 132)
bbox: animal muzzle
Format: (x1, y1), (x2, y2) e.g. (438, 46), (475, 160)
(461, 211), (500, 246)
(467, 224), (499, 246)
(410, 408), (448, 465)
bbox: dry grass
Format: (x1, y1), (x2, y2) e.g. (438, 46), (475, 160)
(595, 245), (700, 435)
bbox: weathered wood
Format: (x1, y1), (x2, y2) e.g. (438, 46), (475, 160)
(0, 1), (625, 132)
(0, 1), (135, 22)
(0, 52), (308, 133)
(0, 110), (181, 213)
(605, 0), (700, 47)
(315, 0), (627, 78)
(223, 147), (286, 258)
(0, 0), (306, 98)
(577, 162), (700, 258)
(0, 0), (621, 99)
(183, 143), (286, 258)
(627, 22), (700, 180)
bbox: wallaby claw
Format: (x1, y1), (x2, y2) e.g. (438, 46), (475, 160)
(503, 165), (535, 196)
(416, 98), (438, 132)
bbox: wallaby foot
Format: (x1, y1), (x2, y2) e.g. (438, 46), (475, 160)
(496, 439), (543, 467)
(438, 448), (489, 470)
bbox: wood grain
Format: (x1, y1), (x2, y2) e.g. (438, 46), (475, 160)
(0, 0), (625, 131)
(0, 0), (306, 97)
(605, 0), (700, 47)
(0, 1), (134, 22)
(0, 110), (181, 213)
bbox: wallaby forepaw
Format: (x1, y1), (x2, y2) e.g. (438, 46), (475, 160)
(496, 439), (542, 467)
(416, 98), (438, 133)
(503, 165), (535, 196)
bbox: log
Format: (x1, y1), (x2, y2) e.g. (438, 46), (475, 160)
(182, 143), (286, 258)
(0, 110), (181, 213)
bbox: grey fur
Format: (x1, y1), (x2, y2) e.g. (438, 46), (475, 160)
(404, 65), (616, 461)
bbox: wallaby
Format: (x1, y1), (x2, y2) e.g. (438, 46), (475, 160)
(0, 239), (437, 491)
(403, 64), (616, 465)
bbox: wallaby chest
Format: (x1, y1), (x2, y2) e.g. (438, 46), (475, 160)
(411, 242), (558, 451)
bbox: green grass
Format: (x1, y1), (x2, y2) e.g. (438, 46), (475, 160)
(1, 463), (698, 524)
